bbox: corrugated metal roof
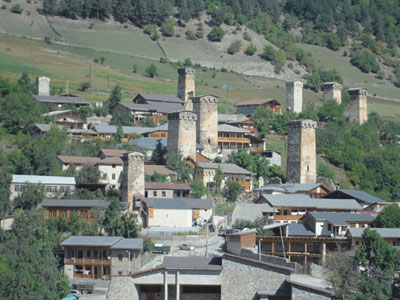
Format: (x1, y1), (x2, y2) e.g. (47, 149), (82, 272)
(236, 98), (279, 106)
(255, 183), (325, 193)
(233, 203), (277, 223)
(218, 123), (250, 133)
(41, 199), (109, 208)
(287, 224), (314, 237)
(34, 95), (90, 104)
(262, 194), (362, 210)
(145, 198), (191, 209)
(127, 137), (167, 150)
(145, 182), (191, 190)
(163, 256), (222, 270)
(308, 212), (375, 226)
(43, 110), (72, 116)
(144, 165), (176, 176)
(336, 189), (385, 204)
(180, 198), (213, 209)
(12, 174), (76, 185)
(61, 236), (122, 247)
(218, 114), (247, 123)
(33, 124), (63, 132)
(347, 228), (400, 238)
(94, 125), (154, 135)
(135, 93), (184, 104)
(111, 238), (143, 249)
(196, 163), (252, 175)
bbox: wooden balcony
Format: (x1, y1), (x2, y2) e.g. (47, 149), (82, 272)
(274, 215), (303, 221)
(65, 258), (111, 265)
(218, 137), (250, 143)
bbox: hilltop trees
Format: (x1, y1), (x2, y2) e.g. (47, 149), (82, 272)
(108, 84), (122, 112)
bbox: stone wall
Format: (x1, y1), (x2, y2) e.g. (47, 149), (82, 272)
(37, 76), (50, 96)
(322, 82), (342, 104)
(193, 95), (219, 160)
(122, 152), (145, 208)
(286, 120), (317, 184)
(111, 249), (141, 276)
(107, 277), (138, 300)
(177, 68), (195, 111)
(291, 285), (332, 300)
(286, 81), (303, 113)
(348, 88), (368, 125)
(221, 255), (291, 300)
(240, 249), (296, 270)
(166, 111), (197, 166)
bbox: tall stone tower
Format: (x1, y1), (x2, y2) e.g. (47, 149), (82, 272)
(321, 82), (342, 104)
(347, 88), (368, 125)
(166, 111), (197, 166)
(193, 95), (219, 160)
(177, 68), (195, 111)
(36, 76), (50, 96)
(286, 81), (303, 113)
(122, 152), (145, 209)
(286, 120), (317, 184)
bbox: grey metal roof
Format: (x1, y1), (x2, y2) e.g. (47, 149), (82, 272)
(42, 199), (109, 208)
(145, 101), (185, 114)
(289, 274), (333, 295)
(34, 95), (90, 105)
(336, 189), (385, 204)
(262, 194), (362, 210)
(308, 212), (375, 226)
(146, 123), (168, 133)
(60, 236), (123, 247)
(93, 125), (154, 135)
(126, 137), (167, 150)
(227, 229), (257, 236)
(218, 123), (250, 133)
(196, 163), (252, 175)
(218, 114), (247, 123)
(347, 228), (400, 238)
(255, 183), (326, 193)
(232, 203), (277, 223)
(33, 124), (63, 132)
(12, 174), (76, 185)
(287, 224), (314, 237)
(118, 102), (150, 111)
(163, 256), (222, 271)
(135, 93), (184, 104)
(111, 238), (143, 250)
(43, 110), (72, 116)
(180, 198), (213, 209)
(145, 198), (191, 210)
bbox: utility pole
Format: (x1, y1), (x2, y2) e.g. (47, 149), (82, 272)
(66, 80), (69, 94)
(206, 223), (209, 257)
(89, 64), (92, 86)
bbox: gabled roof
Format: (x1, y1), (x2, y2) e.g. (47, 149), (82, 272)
(180, 198), (213, 209)
(12, 174), (76, 185)
(218, 114), (247, 123)
(218, 123), (250, 133)
(261, 194), (362, 210)
(163, 256), (222, 271)
(287, 224), (315, 237)
(43, 110), (73, 116)
(307, 212), (375, 226)
(134, 93), (184, 104)
(144, 165), (176, 177)
(255, 183), (328, 193)
(33, 95), (90, 105)
(33, 124), (63, 132)
(57, 155), (100, 165)
(288, 274), (334, 296)
(145, 182), (191, 190)
(127, 137), (167, 150)
(237, 98), (280, 106)
(232, 203), (277, 223)
(347, 227), (400, 238)
(97, 157), (123, 165)
(324, 189), (386, 204)
(60, 236), (143, 249)
(99, 149), (127, 158)
(93, 125), (154, 135)
(144, 198), (191, 210)
(196, 163), (252, 175)
(146, 123), (168, 133)
(42, 199), (109, 208)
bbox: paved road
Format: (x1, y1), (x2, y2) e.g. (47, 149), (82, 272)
(141, 235), (226, 270)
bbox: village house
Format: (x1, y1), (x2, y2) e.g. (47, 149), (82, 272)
(256, 194), (362, 223)
(144, 182), (191, 199)
(144, 165), (177, 182)
(41, 199), (110, 223)
(33, 94), (90, 108)
(143, 197), (213, 228)
(10, 174), (76, 201)
(236, 98), (282, 116)
(218, 114), (258, 134)
(143, 123), (168, 139)
(99, 148), (127, 159)
(43, 110), (87, 129)
(61, 236), (143, 279)
(93, 125), (154, 142)
(195, 162), (253, 192)
(31, 124), (98, 141)
(261, 150), (282, 167)
(323, 189), (387, 211)
(254, 183), (331, 199)
(232, 203), (277, 224)
(346, 228), (400, 250)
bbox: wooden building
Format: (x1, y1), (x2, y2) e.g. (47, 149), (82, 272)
(236, 99), (281, 116)
(43, 110), (87, 129)
(346, 228), (400, 250)
(254, 183), (331, 199)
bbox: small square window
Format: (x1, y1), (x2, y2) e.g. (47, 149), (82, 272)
(118, 254), (123, 261)
(153, 191), (157, 197)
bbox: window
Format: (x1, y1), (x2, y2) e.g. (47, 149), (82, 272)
(118, 271), (122, 276)
(77, 250), (83, 259)
(102, 173), (107, 179)
(153, 191), (157, 197)
(46, 186), (52, 193)
(118, 254), (123, 261)
(112, 173), (116, 180)
(162, 191), (166, 197)
(145, 191), (148, 198)
(112, 164), (116, 168)
(59, 186), (65, 192)
(93, 250), (98, 258)
(65, 186), (70, 192)
(328, 224), (332, 231)
(140, 286), (161, 293)
(86, 250), (91, 258)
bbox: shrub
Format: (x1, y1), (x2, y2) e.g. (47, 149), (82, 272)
(207, 27), (225, 42)
(10, 4), (23, 14)
(184, 58), (193, 67)
(79, 82), (90, 92)
(195, 31), (203, 39)
(144, 24), (156, 36)
(221, 67), (228, 72)
(350, 50), (380, 73)
(132, 64), (137, 73)
(243, 31), (252, 41)
(161, 19), (176, 37)
(185, 30), (196, 40)
(224, 182), (243, 202)
(1, 4), (6, 9)
(376, 70), (385, 79)
(245, 43), (257, 56)
(44, 36), (51, 44)
(227, 40), (242, 55)
(261, 45), (275, 61)
(159, 57), (167, 64)
(151, 32), (160, 41)
(146, 63), (158, 78)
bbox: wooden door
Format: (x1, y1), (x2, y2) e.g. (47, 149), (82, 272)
(146, 292), (155, 300)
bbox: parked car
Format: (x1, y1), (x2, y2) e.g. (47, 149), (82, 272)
(179, 243), (195, 251)
(153, 243), (171, 254)
(71, 283), (93, 295)
(70, 290), (81, 299)
(218, 227), (239, 237)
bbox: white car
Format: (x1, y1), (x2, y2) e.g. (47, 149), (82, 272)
(179, 243), (195, 251)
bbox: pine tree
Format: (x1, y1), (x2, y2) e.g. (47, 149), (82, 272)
(107, 84), (122, 112)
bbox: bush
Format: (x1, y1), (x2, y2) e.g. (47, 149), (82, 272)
(151, 32), (160, 41)
(224, 182), (243, 202)
(146, 64), (158, 78)
(143, 238), (154, 252)
(144, 24), (157, 36)
(350, 50), (380, 73)
(243, 32), (252, 41)
(208, 27), (225, 42)
(221, 67), (228, 72)
(44, 36), (51, 44)
(132, 64), (137, 73)
(10, 4), (23, 13)
(159, 57), (167, 64)
(195, 31), (203, 39)
(184, 58), (193, 67)
(317, 163), (334, 180)
(261, 45), (275, 61)
(227, 40), (242, 55)
(161, 19), (176, 37)
(245, 43), (257, 56)
(1, 4), (6, 9)
(185, 30), (197, 40)
(79, 82), (90, 92)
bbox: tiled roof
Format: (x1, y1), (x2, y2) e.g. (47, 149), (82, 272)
(97, 157), (123, 165)
(237, 98), (280, 106)
(232, 203), (277, 223)
(57, 155), (100, 165)
(163, 256), (222, 270)
(33, 95), (90, 105)
(145, 182), (191, 190)
(347, 227), (400, 238)
(196, 163), (253, 175)
(307, 212), (375, 226)
(144, 165), (176, 176)
(42, 199), (109, 208)
(327, 189), (386, 204)
(12, 174), (76, 185)
(218, 123), (250, 133)
(99, 149), (128, 158)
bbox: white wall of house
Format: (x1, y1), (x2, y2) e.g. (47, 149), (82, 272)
(148, 209), (192, 227)
(198, 209), (213, 222)
(111, 249), (141, 276)
(145, 189), (175, 198)
(10, 183), (75, 201)
(98, 164), (123, 189)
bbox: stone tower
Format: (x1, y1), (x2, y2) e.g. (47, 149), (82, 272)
(347, 88), (368, 125)
(166, 111), (197, 166)
(177, 68), (195, 111)
(286, 81), (303, 113)
(193, 95), (219, 160)
(321, 82), (342, 104)
(286, 120), (317, 184)
(36, 76), (50, 96)
(122, 152), (145, 209)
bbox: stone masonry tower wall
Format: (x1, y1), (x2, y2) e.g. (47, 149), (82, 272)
(347, 88), (368, 125)
(286, 81), (303, 113)
(166, 111), (197, 166)
(286, 120), (317, 184)
(37, 76), (50, 96)
(322, 82), (342, 104)
(177, 68), (195, 111)
(122, 152), (145, 209)
(193, 95), (219, 160)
